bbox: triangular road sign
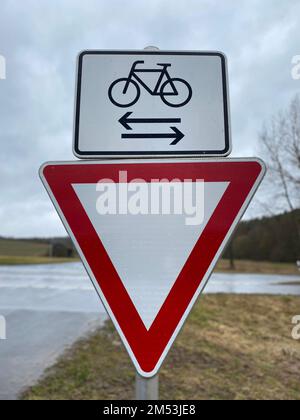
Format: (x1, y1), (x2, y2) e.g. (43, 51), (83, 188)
(40, 159), (265, 377)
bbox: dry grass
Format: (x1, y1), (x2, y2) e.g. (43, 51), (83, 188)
(216, 259), (299, 275)
(0, 238), (49, 257)
(0, 256), (78, 265)
(1, 254), (298, 276)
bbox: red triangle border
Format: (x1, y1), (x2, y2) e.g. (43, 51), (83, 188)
(40, 159), (265, 376)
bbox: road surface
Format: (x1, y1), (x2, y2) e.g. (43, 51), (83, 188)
(0, 263), (107, 400)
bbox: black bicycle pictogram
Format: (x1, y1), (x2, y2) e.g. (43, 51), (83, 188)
(108, 61), (192, 108)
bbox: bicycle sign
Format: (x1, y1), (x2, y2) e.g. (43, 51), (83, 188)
(74, 50), (231, 158)
(108, 61), (192, 108)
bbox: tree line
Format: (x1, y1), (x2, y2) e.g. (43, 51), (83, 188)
(224, 209), (300, 263)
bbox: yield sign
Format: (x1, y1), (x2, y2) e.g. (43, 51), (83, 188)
(40, 159), (265, 377)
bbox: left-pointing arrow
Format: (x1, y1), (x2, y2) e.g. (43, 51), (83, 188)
(119, 112), (181, 130)
(122, 127), (184, 146)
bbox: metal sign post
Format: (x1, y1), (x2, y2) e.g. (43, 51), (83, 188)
(136, 373), (159, 400)
(136, 47), (161, 401)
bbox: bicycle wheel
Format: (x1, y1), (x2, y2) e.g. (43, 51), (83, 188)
(160, 78), (192, 108)
(108, 78), (140, 108)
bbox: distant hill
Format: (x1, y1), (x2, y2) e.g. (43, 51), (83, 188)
(0, 238), (50, 257)
(224, 209), (300, 263)
(0, 237), (77, 258)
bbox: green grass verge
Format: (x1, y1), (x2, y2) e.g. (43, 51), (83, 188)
(22, 294), (300, 400)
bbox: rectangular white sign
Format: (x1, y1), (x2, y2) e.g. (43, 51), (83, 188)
(74, 50), (231, 158)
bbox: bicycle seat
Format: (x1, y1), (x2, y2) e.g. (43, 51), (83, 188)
(157, 63), (172, 67)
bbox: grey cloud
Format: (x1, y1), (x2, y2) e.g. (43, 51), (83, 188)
(0, 0), (299, 236)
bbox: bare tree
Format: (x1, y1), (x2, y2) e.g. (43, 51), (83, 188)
(259, 95), (300, 237)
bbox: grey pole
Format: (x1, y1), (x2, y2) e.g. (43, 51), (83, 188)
(144, 45), (160, 51)
(134, 45), (161, 402)
(135, 373), (159, 400)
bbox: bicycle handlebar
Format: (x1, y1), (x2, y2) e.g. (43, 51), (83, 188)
(132, 60), (145, 68)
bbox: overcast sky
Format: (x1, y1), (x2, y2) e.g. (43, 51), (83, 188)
(0, 0), (299, 237)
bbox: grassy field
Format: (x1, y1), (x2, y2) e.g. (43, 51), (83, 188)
(215, 259), (299, 275)
(0, 238), (77, 265)
(0, 252), (298, 275)
(0, 238), (299, 274)
(0, 238), (50, 257)
(0, 256), (78, 265)
(22, 294), (300, 400)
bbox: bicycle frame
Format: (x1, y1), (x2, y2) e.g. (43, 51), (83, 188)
(124, 61), (178, 96)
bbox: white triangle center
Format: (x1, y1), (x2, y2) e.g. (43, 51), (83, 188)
(73, 181), (229, 329)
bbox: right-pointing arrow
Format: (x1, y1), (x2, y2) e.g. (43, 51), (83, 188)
(169, 127), (184, 145)
(122, 126), (184, 146)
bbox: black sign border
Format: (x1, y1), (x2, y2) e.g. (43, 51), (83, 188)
(74, 50), (231, 158)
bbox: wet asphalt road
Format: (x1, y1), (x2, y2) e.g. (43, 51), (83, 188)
(0, 263), (107, 400)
